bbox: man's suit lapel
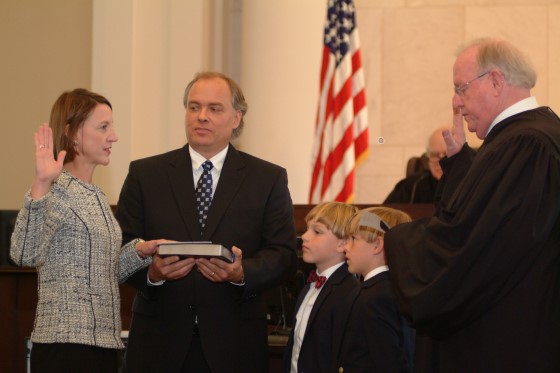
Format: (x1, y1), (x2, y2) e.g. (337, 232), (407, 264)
(202, 145), (246, 241)
(166, 145), (201, 240)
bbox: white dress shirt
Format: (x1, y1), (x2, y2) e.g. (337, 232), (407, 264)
(189, 145), (228, 197)
(487, 96), (538, 136)
(363, 265), (389, 282)
(290, 261), (345, 373)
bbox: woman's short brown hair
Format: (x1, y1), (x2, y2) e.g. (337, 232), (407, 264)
(50, 88), (112, 163)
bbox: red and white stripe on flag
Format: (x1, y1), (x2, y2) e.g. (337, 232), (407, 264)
(309, 0), (369, 203)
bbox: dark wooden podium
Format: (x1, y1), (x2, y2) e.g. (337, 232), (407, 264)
(0, 204), (434, 373)
(0, 268), (138, 373)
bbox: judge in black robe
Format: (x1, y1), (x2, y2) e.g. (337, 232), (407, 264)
(384, 38), (560, 373)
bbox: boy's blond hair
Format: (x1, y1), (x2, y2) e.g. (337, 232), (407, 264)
(348, 206), (412, 244)
(306, 202), (359, 239)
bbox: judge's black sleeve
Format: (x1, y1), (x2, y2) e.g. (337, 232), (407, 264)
(384, 107), (560, 372)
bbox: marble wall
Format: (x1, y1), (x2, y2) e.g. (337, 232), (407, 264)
(352, 0), (560, 203)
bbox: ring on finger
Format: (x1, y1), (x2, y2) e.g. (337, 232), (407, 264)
(39, 145), (45, 149)
(210, 272), (215, 277)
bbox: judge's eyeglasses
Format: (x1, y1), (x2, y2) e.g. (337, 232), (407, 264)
(454, 71), (490, 96)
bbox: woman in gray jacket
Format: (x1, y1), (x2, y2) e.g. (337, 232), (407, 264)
(10, 89), (162, 372)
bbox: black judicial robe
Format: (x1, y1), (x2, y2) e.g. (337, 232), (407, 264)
(384, 107), (560, 373)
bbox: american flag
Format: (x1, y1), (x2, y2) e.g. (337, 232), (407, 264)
(309, 0), (369, 203)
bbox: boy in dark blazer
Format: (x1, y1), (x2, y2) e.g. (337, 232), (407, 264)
(284, 202), (360, 373)
(338, 207), (415, 373)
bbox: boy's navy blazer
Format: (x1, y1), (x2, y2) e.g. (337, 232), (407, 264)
(337, 271), (416, 373)
(283, 263), (359, 373)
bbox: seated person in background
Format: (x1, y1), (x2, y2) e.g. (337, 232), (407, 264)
(338, 206), (415, 373)
(284, 201), (360, 373)
(384, 127), (447, 204)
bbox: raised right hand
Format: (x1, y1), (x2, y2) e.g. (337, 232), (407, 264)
(31, 123), (66, 199)
(442, 108), (466, 157)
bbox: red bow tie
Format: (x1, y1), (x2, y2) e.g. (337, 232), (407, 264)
(307, 270), (327, 289)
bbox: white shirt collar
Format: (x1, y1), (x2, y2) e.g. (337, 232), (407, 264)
(364, 265), (389, 281)
(316, 261), (345, 280)
(487, 96), (539, 136)
(189, 145), (228, 173)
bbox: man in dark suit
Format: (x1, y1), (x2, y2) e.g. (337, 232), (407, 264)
(116, 71), (297, 373)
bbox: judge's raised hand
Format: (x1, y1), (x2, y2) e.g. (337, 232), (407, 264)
(442, 108), (466, 157)
(31, 124), (67, 199)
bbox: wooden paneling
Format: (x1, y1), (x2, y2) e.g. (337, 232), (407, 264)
(0, 269), (135, 373)
(0, 269), (36, 373)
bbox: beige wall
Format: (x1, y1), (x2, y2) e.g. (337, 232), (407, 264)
(353, 0), (560, 203)
(90, 0), (214, 202)
(0, 0), (92, 209)
(2, 0), (559, 209)
(238, 0), (560, 204)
